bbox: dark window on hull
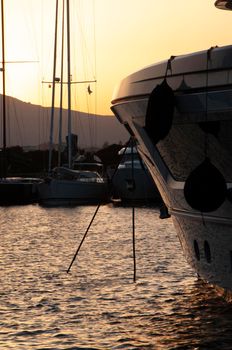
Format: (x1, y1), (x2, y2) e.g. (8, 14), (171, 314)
(204, 240), (211, 263)
(194, 240), (200, 261)
(230, 251), (232, 272)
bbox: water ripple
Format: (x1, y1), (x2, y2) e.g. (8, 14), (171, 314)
(0, 205), (231, 349)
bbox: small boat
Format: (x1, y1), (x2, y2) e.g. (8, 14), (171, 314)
(0, 177), (41, 205)
(111, 144), (161, 204)
(38, 166), (109, 206)
(111, 2), (232, 299)
(0, 0), (41, 205)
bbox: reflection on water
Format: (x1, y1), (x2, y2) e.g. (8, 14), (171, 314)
(0, 204), (232, 349)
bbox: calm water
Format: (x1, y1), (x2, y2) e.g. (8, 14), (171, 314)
(0, 204), (232, 349)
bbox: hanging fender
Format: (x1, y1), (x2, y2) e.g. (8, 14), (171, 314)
(145, 79), (175, 145)
(184, 158), (227, 212)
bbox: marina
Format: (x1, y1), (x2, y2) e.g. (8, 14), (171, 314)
(1, 203), (232, 349)
(1, 0), (232, 348)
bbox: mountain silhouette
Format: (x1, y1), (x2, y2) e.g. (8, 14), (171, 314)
(0, 95), (129, 149)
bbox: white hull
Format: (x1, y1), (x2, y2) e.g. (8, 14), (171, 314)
(111, 45), (232, 297)
(112, 167), (161, 202)
(38, 178), (109, 206)
(111, 146), (161, 203)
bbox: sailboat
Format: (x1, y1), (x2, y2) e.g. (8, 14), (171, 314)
(38, 0), (109, 206)
(0, 0), (41, 205)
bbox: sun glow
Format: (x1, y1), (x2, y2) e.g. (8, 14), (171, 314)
(0, 0), (232, 116)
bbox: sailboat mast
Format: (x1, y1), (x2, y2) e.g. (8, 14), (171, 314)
(58, 0), (65, 168)
(66, 0), (72, 168)
(48, 0), (59, 174)
(1, 0), (6, 178)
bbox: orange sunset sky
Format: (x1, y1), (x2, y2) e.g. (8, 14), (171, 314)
(1, 0), (232, 116)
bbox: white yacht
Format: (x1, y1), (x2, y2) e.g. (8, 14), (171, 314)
(111, 1), (232, 299)
(111, 145), (161, 204)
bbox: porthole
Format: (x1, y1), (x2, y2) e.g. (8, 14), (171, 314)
(204, 240), (211, 263)
(230, 250), (232, 272)
(194, 240), (200, 261)
(230, 251), (232, 272)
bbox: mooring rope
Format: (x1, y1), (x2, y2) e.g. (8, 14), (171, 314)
(67, 203), (101, 273)
(130, 137), (136, 283)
